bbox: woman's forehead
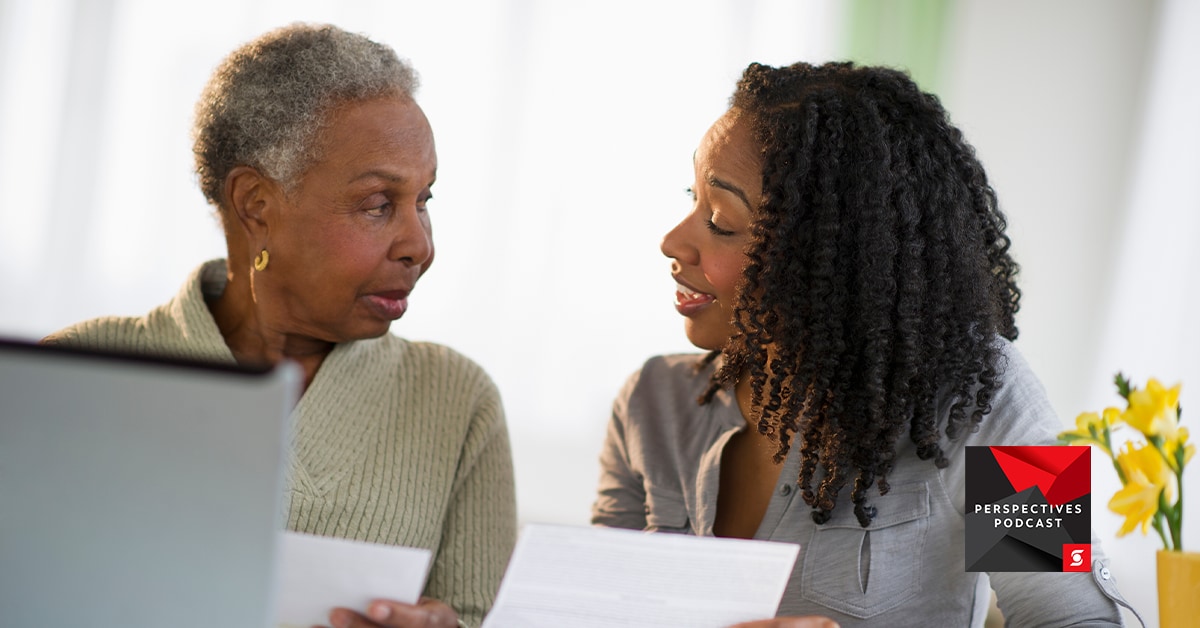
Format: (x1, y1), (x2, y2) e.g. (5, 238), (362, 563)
(697, 110), (760, 175)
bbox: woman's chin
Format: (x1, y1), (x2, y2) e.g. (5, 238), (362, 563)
(682, 323), (732, 353)
(319, 318), (395, 344)
(356, 320), (397, 340)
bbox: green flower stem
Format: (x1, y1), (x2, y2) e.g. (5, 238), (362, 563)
(1150, 438), (1186, 551)
(1153, 516), (1171, 551)
(1100, 429), (1126, 484)
(1107, 450), (1126, 485)
(1152, 513), (1171, 552)
(1172, 468), (1184, 550)
(1157, 483), (1183, 552)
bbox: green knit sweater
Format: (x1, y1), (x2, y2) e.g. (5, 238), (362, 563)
(44, 260), (517, 627)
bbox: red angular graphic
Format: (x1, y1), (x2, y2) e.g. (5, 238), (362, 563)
(990, 446), (1089, 505)
(1046, 451), (1091, 505)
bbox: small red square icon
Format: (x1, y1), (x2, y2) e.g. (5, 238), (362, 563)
(1063, 544), (1091, 572)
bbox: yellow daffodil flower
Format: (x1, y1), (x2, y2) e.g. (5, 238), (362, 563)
(1103, 406), (1122, 428)
(1163, 426), (1196, 472)
(1081, 375), (1189, 551)
(1109, 470), (1160, 537)
(1123, 378), (1182, 439)
(1109, 442), (1178, 537)
(1060, 411), (1112, 455)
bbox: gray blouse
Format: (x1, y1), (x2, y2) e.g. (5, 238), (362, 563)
(592, 341), (1140, 626)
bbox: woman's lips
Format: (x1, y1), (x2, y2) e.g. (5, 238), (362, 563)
(364, 290), (410, 320)
(674, 280), (715, 315)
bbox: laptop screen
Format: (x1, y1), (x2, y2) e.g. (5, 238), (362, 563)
(0, 339), (299, 627)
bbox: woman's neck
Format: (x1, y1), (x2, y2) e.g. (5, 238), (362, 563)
(208, 272), (332, 390)
(734, 373), (757, 428)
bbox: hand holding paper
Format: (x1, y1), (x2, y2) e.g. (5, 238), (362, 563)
(274, 531), (432, 628)
(326, 596), (462, 628)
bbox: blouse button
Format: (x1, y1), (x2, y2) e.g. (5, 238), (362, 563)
(779, 484), (793, 497)
(1100, 567), (1111, 580)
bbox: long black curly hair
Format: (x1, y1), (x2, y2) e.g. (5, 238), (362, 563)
(700, 61), (1020, 527)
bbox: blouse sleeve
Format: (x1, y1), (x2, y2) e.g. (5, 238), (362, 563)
(942, 340), (1143, 626)
(591, 368), (650, 530)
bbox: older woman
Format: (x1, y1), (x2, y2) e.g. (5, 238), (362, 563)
(44, 24), (515, 628)
(593, 62), (1141, 626)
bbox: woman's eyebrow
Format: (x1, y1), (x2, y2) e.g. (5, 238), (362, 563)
(348, 168), (437, 188)
(349, 169), (405, 184)
(708, 176), (753, 210)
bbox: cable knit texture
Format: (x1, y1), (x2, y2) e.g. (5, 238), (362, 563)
(44, 259), (517, 627)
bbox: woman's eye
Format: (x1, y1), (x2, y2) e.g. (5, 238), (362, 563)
(364, 203), (391, 217)
(706, 219), (735, 237)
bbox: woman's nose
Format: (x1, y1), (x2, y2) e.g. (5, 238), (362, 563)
(661, 216), (696, 265)
(389, 205), (434, 268)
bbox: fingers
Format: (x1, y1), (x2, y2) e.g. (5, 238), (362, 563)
(368, 597), (460, 628)
(327, 597), (459, 628)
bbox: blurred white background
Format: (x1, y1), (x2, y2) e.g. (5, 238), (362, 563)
(1, 1), (1195, 625)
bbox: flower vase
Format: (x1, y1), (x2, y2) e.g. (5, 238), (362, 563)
(1157, 550), (1200, 627)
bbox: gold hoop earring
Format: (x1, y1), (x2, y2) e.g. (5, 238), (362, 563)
(253, 249), (270, 271)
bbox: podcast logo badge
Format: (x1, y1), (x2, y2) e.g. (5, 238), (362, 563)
(965, 446), (1091, 572)
(1063, 544), (1091, 572)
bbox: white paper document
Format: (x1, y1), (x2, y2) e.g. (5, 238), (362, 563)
(274, 531), (432, 628)
(482, 524), (799, 628)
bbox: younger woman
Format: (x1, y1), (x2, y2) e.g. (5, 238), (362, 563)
(593, 61), (1137, 626)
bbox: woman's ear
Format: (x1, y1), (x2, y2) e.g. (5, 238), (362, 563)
(223, 165), (274, 241)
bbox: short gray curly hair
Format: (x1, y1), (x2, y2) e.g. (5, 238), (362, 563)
(192, 23), (418, 210)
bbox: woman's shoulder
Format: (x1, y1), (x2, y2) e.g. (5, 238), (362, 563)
(947, 336), (1062, 448)
(321, 337), (506, 443)
(42, 307), (185, 354)
(42, 314), (148, 349)
(614, 352), (718, 424)
(375, 335), (481, 368)
(369, 335), (498, 393)
(990, 337), (1052, 404)
(41, 261), (232, 362)
(640, 351), (713, 380)
(620, 352), (713, 394)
